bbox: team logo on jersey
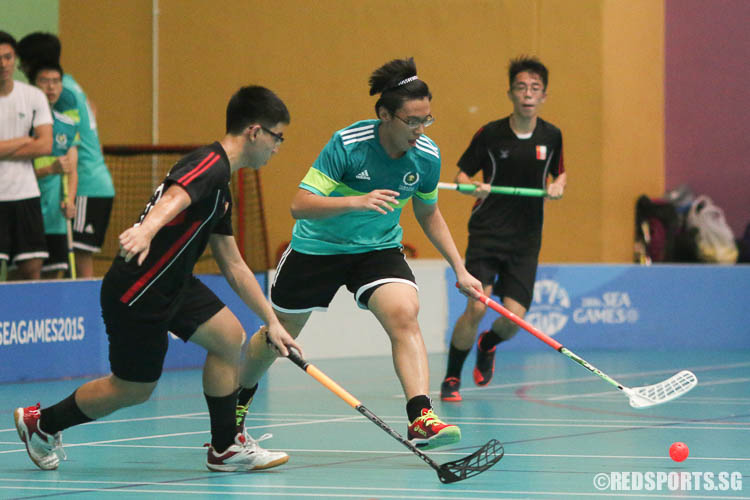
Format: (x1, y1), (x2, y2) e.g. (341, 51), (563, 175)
(499, 149), (510, 159)
(355, 169), (371, 180)
(536, 145), (547, 160)
(402, 172), (419, 186)
(55, 133), (68, 149)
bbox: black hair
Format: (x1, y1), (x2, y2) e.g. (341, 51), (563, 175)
(508, 56), (549, 90)
(225, 85), (290, 135)
(0, 31), (18, 52)
(17, 32), (61, 65)
(29, 61), (63, 85)
(368, 57), (431, 117)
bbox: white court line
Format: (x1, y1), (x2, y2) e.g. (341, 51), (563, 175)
(0, 413), (358, 435)
(2, 413), (747, 448)
(170, 411), (750, 424)
(31, 443), (746, 462)
(1, 478), (749, 499)
(410, 361), (750, 398)
(548, 377), (750, 401)
(2, 412), (746, 444)
(0, 483), (747, 499)
(692, 377), (750, 387)
(532, 396), (750, 406)
(0, 415), (361, 455)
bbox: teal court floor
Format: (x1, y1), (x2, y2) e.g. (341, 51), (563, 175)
(1, 349), (749, 499)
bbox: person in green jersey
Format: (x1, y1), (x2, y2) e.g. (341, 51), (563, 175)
(235, 58), (483, 452)
(18, 32), (115, 278)
(31, 61), (80, 279)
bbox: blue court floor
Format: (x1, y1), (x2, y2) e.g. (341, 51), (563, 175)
(1, 349), (749, 499)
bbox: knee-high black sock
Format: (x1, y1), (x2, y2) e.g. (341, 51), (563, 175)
(479, 329), (505, 351)
(205, 388), (239, 453)
(445, 344), (471, 379)
(406, 395), (432, 423)
(237, 383), (258, 407)
(235, 383), (258, 430)
(40, 390), (94, 435)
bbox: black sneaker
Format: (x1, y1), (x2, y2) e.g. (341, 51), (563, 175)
(473, 331), (496, 386)
(440, 377), (462, 402)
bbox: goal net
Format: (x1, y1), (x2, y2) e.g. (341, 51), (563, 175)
(99, 145), (271, 275)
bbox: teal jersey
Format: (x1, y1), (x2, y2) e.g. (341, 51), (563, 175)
(34, 109), (81, 235)
(291, 119), (441, 255)
(61, 74), (114, 197)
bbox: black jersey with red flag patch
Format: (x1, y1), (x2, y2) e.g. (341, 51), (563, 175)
(103, 142), (233, 309)
(458, 116), (564, 244)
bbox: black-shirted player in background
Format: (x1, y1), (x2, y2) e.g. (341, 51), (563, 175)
(441, 57), (566, 402)
(14, 86), (303, 472)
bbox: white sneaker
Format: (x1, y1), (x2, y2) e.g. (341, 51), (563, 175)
(206, 432), (288, 472)
(14, 404), (67, 470)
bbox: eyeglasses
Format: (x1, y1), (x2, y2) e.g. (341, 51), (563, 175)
(511, 83), (545, 94)
(36, 77), (62, 86)
(394, 114), (435, 129)
(260, 125), (284, 144)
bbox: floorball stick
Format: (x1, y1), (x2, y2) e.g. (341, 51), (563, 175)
(62, 173), (76, 279)
(285, 348), (504, 483)
(437, 182), (547, 197)
(470, 290), (698, 408)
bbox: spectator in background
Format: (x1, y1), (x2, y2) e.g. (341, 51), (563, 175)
(0, 30), (53, 281)
(31, 61), (80, 279)
(18, 32), (115, 278)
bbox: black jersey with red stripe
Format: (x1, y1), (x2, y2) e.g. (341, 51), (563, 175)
(458, 116), (564, 243)
(103, 142), (233, 309)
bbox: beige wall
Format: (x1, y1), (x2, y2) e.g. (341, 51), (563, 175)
(59, 0), (153, 144)
(602, 0), (665, 260)
(60, 0), (664, 265)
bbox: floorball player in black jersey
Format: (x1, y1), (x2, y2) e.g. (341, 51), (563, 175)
(441, 57), (567, 402)
(14, 86), (303, 472)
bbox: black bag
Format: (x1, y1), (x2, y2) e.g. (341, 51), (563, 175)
(635, 195), (681, 263)
(737, 222), (750, 263)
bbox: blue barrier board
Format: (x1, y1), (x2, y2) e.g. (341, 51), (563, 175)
(446, 264), (750, 351)
(0, 274), (266, 383)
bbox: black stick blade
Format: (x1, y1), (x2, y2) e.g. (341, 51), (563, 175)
(437, 439), (504, 484)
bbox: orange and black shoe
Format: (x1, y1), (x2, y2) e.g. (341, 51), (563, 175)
(440, 377), (462, 402)
(407, 408), (461, 450)
(473, 331), (497, 386)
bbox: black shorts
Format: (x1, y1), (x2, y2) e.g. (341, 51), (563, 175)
(271, 247), (417, 312)
(73, 196), (113, 252)
(465, 236), (541, 310)
(100, 275), (225, 382)
(0, 198), (48, 264)
(42, 234), (70, 273)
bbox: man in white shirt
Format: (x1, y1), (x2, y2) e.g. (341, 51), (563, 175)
(0, 31), (53, 280)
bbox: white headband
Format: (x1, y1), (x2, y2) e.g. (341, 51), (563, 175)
(396, 76), (418, 87)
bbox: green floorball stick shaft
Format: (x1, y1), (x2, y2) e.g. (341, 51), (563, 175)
(437, 182), (547, 197)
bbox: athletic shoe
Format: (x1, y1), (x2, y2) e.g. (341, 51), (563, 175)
(473, 331), (497, 386)
(206, 432), (289, 472)
(407, 408), (461, 450)
(14, 403), (66, 470)
(440, 377), (462, 402)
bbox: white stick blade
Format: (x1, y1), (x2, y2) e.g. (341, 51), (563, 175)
(627, 370), (698, 408)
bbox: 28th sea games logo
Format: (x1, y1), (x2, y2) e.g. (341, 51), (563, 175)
(526, 280), (639, 336)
